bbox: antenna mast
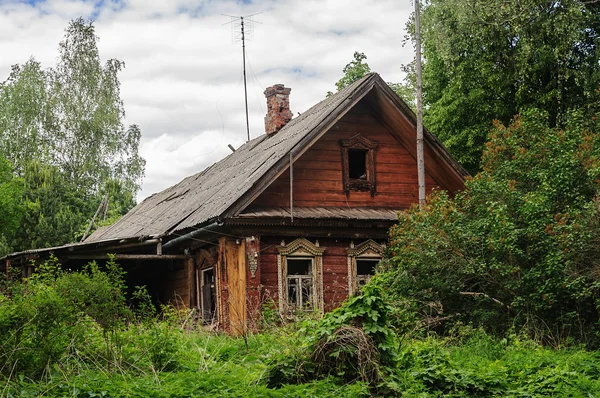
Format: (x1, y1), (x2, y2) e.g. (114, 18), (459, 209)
(224, 13), (261, 143)
(241, 17), (250, 143)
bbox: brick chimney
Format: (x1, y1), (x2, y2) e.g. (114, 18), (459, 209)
(264, 84), (292, 135)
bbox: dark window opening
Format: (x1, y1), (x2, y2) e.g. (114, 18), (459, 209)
(287, 259), (312, 275)
(287, 258), (314, 310)
(356, 258), (380, 290)
(201, 268), (216, 324)
(348, 149), (367, 180)
(356, 259), (379, 276)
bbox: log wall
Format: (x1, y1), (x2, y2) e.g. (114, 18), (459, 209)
(259, 236), (378, 312)
(252, 102), (439, 209)
(164, 258), (193, 309)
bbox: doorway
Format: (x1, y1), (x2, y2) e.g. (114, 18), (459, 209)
(200, 268), (216, 323)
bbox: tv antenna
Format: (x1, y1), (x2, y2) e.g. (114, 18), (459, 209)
(223, 12), (262, 143)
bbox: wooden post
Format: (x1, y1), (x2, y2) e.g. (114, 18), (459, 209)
(415, 0), (426, 206)
(245, 236), (261, 331)
(217, 237), (247, 335)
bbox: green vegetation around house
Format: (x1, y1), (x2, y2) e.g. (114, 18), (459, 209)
(1, 261), (600, 397)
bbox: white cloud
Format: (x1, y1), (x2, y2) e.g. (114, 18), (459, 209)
(0, 0), (415, 202)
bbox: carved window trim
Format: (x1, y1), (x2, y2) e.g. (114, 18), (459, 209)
(339, 134), (378, 196)
(347, 240), (384, 296)
(277, 238), (325, 313)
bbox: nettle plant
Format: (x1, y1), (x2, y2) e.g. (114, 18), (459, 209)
(384, 109), (600, 346)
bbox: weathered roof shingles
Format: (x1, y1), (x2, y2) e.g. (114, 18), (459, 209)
(87, 74), (376, 242)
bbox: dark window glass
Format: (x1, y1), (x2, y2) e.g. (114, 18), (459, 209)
(287, 258), (314, 309)
(288, 278), (299, 305)
(356, 259), (378, 276)
(348, 149), (367, 179)
(287, 259), (312, 275)
(301, 278), (313, 310)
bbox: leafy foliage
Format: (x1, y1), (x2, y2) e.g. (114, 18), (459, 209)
(2, 261), (599, 396)
(413, 0), (600, 172)
(265, 282), (404, 393)
(382, 110), (600, 345)
(328, 52), (371, 96)
(0, 156), (23, 256)
(0, 256), (130, 378)
(328, 51), (416, 109)
(0, 18), (144, 252)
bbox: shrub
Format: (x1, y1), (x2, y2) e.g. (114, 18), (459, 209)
(383, 110), (600, 346)
(265, 282), (406, 392)
(0, 256), (131, 378)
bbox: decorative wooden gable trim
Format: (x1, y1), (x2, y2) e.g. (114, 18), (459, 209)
(339, 134), (378, 196)
(277, 238), (326, 313)
(347, 239), (385, 295)
(347, 239), (385, 257)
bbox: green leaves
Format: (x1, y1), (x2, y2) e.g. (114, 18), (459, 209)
(385, 111), (600, 345)
(0, 18), (145, 252)
(416, 0), (600, 173)
(0, 156), (23, 255)
(328, 52), (371, 96)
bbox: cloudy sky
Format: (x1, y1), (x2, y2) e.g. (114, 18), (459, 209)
(0, 0), (415, 201)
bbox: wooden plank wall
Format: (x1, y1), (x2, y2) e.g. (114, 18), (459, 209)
(164, 258), (193, 309)
(259, 236), (358, 312)
(218, 237), (247, 335)
(252, 102), (439, 209)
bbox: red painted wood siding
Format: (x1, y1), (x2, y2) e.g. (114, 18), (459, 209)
(259, 236), (378, 311)
(251, 102), (439, 209)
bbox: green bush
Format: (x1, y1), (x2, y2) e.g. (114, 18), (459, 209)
(0, 256), (130, 378)
(265, 282), (407, 393)
(383, 110), (600, 346)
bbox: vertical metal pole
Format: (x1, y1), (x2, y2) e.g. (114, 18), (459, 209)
(241, 17), (250, 143)
(290, 152), (294, 222)
(415, 0), (426, 206)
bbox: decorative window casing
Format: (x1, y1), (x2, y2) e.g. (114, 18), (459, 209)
(347, 240), (385, 296)
(277, 238), (325, 313)
(339, 134), (378, 196)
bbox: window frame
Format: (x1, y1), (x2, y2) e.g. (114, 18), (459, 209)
(277, 238), (326, 313)
(285, 257), (316, 310)
(339, 134), (378, 196)
(347, 240), (385, 296)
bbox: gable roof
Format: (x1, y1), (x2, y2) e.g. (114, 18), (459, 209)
(87, 73), (468, 243)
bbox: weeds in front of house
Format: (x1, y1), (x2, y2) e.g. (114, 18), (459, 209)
(2, 257), (600, 397)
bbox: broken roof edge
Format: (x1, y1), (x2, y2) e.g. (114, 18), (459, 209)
(0, 234), (164, 263)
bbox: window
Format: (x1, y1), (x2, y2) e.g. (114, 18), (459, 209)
(339, 135), (378, 196)
(286, 258), (314, 310)
(355, 258), (379, 289)
(347, 240), (385, 296)
(277, 238), (326, 313)
(348, 149), (368, 179)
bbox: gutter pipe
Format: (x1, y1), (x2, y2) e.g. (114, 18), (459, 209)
(161, 221), (223, 251)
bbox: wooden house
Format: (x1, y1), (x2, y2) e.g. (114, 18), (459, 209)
(1, 73), (467, 334)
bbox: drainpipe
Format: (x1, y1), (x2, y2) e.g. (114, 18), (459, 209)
(161, 221), (223, 251)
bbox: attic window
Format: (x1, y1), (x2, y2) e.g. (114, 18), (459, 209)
(348, 149), (367, 179)
(339, 135), (378, 196)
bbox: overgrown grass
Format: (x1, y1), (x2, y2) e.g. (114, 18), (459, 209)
(2, 258), (599, 397)
(3, 322), (600, 397)
(1, 321), (368, 398)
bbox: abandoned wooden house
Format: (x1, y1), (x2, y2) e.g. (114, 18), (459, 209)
(1, 73), (467, 334)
